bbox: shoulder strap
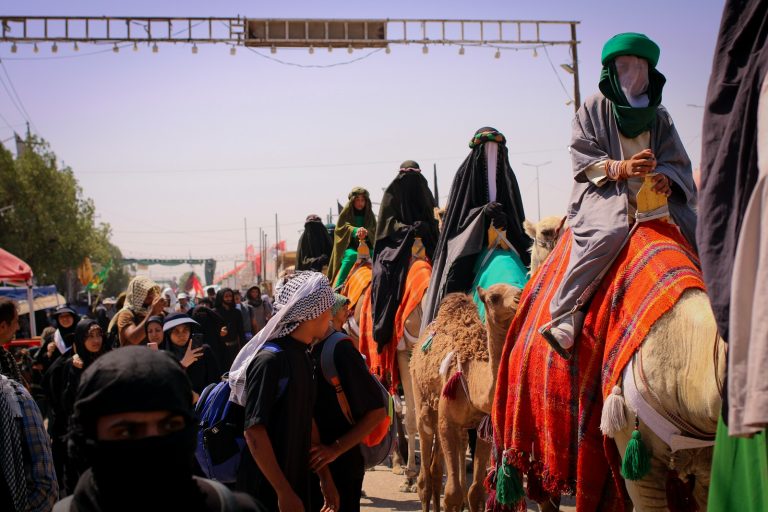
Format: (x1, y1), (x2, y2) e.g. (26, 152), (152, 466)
(320, 332), (355, 425)
(261, 342), (289, 400)
(199, 478), (237, 512)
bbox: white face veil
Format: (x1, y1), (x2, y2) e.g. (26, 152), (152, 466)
(485, 141), (499, 202)
(228, 271), (334, 405)
(615, 55), (650, 108)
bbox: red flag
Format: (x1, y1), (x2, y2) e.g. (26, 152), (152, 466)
(190, 274), (204, 297)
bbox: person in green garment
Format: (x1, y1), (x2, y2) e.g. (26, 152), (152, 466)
(327, 187), (376, 289)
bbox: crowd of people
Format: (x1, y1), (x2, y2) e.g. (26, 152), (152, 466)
(1, 12), (766, 511)
(0, 257), (393, 512)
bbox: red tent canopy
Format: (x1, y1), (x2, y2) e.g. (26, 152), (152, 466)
(0, 247), (33, 283)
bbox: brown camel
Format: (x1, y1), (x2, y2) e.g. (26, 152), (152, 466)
(410, 284), (521, 512)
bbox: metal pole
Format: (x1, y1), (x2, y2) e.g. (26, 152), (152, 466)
(243, 217), (248, 262)
(522, 161), (551, 221)
(433, 163), (440, 208)
(26, 282), (36, 337)
(570, 22), (580, 113)
(275, 213), (279, 280)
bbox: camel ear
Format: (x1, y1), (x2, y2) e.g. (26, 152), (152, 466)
(523, 219), (536, 238)
(476, 286), (486, 303)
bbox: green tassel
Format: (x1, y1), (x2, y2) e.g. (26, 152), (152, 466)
(421, 333), (434, 352)
(621, 429), (651, 480)
(495, 458), (525, 506)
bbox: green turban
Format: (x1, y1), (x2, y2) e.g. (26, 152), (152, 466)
(599, 33), (665, 138)
(601, 32), (660, 68)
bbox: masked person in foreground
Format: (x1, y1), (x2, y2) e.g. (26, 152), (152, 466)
(56, 347), (262, 512)
(421, 127), (531, 328)
(542, 33), (697, 357)
(370, 160), (439, 349)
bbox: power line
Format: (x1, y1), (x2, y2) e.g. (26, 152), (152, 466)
(0, 59), (37, 133)
(542, 45), (573, 103)
(75, 149), (564, 175)
(243, 44), (384, 68)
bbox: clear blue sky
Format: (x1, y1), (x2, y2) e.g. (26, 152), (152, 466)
(0, 1), (724, 279)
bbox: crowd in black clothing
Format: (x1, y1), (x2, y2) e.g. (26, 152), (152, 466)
(1, 270), (391, 512)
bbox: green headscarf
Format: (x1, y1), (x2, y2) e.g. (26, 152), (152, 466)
(598, 33), (666, 138)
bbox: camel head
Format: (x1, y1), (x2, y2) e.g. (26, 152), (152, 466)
(523, 215), (564, 275)
(433, 206), (447, 232)
(477, 283), (522, 332)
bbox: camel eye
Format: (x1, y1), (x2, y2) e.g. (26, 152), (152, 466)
(541, 229), (554, 237)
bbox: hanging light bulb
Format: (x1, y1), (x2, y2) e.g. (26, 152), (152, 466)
(458, 46), (465, 56)
(533, 47), (538, 58)
(73, 42), (79, 52)
(133, 41), (138, 52)
(192, 44), (198, 54)
(152, 42), (158, 53)
(385, 45), (391, 54)
(494, 49), (501, 59)
(422, 44), (428, 55)
(230, 46), (236, 56)
(308, 45), (314, 54)
(113, 43), (119, 53)
(347, 45), (353, 54)
(10, 43), (17, 53)
(51, 42), (58, 53)
(270, 46), (276, 54)
(33, 43), (39, 54)
(328, 45), (333, 53)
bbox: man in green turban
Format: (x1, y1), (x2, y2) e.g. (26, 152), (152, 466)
(542, 33), (697, 358)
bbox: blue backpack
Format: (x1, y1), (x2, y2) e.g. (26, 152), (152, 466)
(195, 342), (287, 483)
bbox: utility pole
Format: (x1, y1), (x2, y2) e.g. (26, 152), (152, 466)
(274, 213), (279, 280)
(433, 163), (440, 208)
(243, 217), (248, 262)
(522, 161), (551, 221)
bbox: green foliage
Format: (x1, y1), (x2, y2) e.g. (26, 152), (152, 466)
(0, 136), (125, 296)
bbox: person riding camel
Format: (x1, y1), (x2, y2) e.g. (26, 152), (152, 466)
(421, 127), (531, 328)
(327, 187), (376, 289)
(542, 33), (697, 359)
(370, 160), (439, 351)
(296, 214), (333, 272)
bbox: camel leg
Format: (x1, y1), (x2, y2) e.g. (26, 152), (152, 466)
(614, 412), (673, 512)
(430, 430), (444, 512)
(467, 436), (490, 512)
(439, 398), (466, 512)
(459, 429), (469, 510)
(398, 347), (419, 487)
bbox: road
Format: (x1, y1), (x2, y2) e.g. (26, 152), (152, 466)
(361, 463), (576, 511)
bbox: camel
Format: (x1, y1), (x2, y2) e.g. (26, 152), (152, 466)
(607, 288), (724, 511)
(492, 218), (725, 512)
(342, 240), (429, 490)
(410, 284), (522, 512)
(523, 215), (564, 275)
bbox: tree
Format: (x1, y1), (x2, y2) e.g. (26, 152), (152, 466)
(0, 136), (124, 298)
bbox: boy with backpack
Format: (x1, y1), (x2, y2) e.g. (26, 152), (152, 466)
(227, 271), (339, 512)
(308, 321), (388, 512)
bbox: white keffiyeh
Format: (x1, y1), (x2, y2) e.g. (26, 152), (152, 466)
(228, 271), (334, 405)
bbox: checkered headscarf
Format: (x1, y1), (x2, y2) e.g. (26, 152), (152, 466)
(228, 271), (334, 405)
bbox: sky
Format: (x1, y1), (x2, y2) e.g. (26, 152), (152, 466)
(0, 1), (725, 282)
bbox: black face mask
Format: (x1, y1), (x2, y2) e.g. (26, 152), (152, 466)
(87, 428), (201, 510)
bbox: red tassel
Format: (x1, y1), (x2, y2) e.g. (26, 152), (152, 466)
(526, 466), (547, 504)
(665, 470), (699, 512)
(442, 371), (463, 400)
(478, 414), (494, 442)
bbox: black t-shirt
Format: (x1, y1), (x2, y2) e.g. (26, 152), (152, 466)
(236, 336), (315, 510)
(310, 334), (384, 463)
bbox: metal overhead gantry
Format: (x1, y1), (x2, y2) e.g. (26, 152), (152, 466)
(0, 16), (580, 110)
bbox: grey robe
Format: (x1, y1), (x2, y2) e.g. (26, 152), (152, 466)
(550, 93), (697, 319)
